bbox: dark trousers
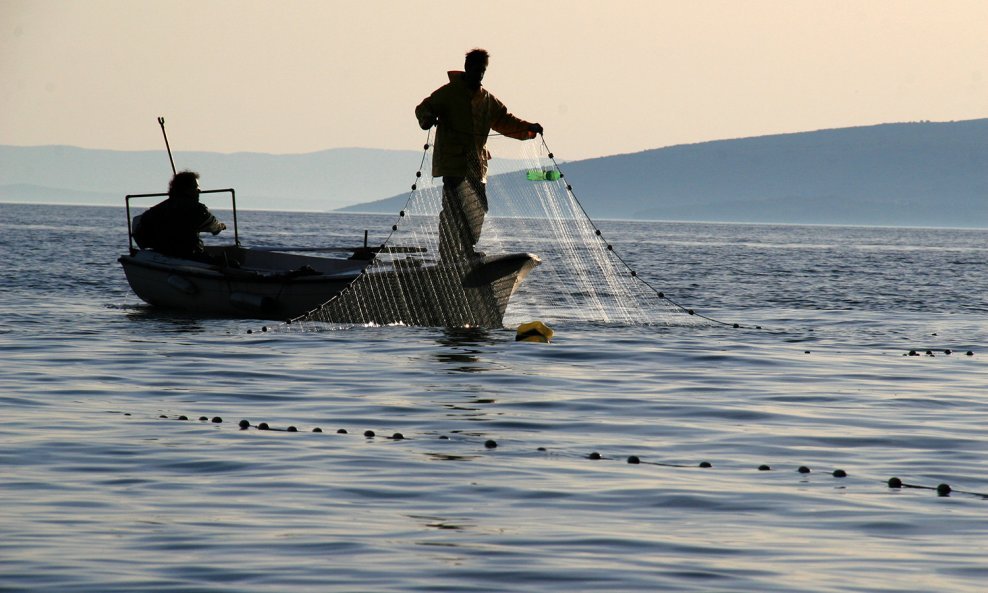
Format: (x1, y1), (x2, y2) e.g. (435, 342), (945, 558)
(439, 176), (488, 260)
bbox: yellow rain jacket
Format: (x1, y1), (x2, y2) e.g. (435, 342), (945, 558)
(416, 71), (537, 182)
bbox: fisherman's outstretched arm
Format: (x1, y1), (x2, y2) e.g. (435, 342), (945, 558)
(492, 108), (542, 140)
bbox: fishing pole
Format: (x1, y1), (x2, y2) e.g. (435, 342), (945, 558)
(158, 116), (177, 175)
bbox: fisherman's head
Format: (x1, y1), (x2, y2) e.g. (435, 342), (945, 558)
(463, 48), (489, 90)
(169, 170), (201, 201)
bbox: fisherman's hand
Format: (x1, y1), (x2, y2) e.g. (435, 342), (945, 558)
(529, 123), (544, 135)
(419, 116), (438, 130)
(212, 222), (227, 235)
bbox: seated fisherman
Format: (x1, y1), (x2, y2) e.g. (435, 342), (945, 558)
(133, 170), (226, 260)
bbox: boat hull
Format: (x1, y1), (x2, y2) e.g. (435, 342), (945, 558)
(119, 246), (540, 327)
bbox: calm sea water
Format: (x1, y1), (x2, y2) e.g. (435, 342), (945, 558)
(2, 202), (987, 592)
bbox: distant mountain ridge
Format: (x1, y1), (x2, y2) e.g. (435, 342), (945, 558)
(342, 119), (988, 228)
(599, 119), (987, 226)
(0, 146), (422, 212)
(3, 119), (986, 226)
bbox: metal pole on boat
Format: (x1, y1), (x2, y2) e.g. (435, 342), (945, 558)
(158, 117), (177, 176)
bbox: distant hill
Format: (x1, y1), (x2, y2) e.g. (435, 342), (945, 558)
(3, 119), (987, 226)
(341, 119), (988, 228)
(0, 146), (422, 212)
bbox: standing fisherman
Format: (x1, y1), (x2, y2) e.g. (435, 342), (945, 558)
(415, 48), (543, 260)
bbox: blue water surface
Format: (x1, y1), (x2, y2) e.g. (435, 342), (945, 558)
(1, 202), (987, 592)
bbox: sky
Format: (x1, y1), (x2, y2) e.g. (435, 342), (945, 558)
(2, 0), (986, 160)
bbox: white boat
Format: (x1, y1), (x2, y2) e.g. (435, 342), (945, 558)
(119, 188), (541, 326)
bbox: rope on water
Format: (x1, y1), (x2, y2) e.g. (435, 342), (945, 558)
(142, 410), (987, 501)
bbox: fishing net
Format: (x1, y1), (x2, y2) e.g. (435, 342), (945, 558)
(283, 134), (706, 331)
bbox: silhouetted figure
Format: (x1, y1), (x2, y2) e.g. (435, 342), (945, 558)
(415, 48), (543, 260)
(133, 170), (226, 260)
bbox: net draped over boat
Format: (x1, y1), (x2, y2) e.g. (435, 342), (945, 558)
(285, 135), (703, 330)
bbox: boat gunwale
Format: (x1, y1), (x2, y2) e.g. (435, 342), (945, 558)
(118, 252), (363, 285)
